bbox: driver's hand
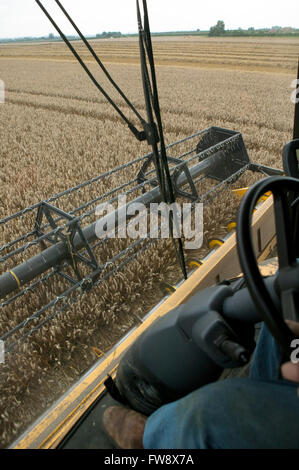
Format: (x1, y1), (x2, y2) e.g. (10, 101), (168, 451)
(281, 320), (299, 386)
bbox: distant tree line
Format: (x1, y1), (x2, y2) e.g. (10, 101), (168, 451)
(96, 31), (123, 39)
(0, 33), (73, 43)
(209, 21), (299, 37)
(1, 25), (299, 43)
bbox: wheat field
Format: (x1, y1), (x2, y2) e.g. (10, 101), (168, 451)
(0, 36), (298, 447)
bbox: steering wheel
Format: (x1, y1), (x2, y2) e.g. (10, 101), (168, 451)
(236, 174), (299, 356)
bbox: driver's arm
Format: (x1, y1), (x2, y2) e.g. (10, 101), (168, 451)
(281, 321), (299, 385)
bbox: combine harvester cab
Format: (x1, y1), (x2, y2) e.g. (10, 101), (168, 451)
(2, 0), (299, 451)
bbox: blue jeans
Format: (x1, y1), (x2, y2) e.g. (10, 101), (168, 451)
(143, 325), (299, 449)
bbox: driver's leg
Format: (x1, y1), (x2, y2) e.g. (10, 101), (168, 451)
(249, 323), (284, 381)
(143, 375), (299, 449)
(143, 324), (299, 449)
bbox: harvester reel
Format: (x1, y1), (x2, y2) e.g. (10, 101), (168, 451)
(2, 128), (277, 355)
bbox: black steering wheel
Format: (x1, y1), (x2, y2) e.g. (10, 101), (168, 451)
(236, 174), (299, 356)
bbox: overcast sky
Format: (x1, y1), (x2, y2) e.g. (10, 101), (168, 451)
(0, 0), (299, 39)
